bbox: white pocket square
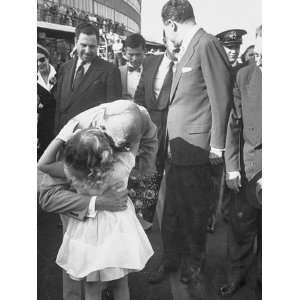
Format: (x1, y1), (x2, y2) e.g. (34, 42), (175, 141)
(182, 67), (193, 73)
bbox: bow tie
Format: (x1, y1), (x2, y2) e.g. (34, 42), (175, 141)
(128, 65), (142, 73)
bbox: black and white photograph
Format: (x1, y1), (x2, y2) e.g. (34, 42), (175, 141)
(36, 0), (262, 299)
(3, 1), (300, 300)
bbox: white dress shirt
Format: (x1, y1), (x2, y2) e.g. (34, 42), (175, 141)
(153, 53), (174, 98)
(127, 65), (143, 98)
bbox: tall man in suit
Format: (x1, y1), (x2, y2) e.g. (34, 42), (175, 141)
(119, 34), (146, 99)
(160, 0), (233, 295)
(54, 22), (122, 135)
(219, 26), (262, 297)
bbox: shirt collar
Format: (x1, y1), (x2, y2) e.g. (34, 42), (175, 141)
(179, 24), (201, 58)
(127, 63), (143, 73)
(76, 57), (91, 69)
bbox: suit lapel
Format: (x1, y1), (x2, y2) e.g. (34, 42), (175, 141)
(170, 28), (205, 103)
(60, 58), (77, 109)
(150, 55), (164, 104)
(75, 58), (103, 95)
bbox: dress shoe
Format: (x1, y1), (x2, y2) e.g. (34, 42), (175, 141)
(187, 266), (207, 299)
(148, 263), (178, 284)
(180, 265), (193, 284)
(218, 279), (245, 297)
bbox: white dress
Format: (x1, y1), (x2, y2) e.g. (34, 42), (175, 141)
(56, 152), (154, 282)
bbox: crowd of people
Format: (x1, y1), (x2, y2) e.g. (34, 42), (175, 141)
(37, 1), (126, 36)
(37, 0), (262, 299)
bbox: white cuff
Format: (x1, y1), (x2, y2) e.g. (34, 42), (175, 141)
(227, 171), (241, 180)
(86, 196), (97, 218)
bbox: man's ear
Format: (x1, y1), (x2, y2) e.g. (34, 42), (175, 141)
(168, 20), (177, 32)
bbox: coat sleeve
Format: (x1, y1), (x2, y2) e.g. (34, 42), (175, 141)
(225, 80), (243, 172)
(106, 65), (122, 101)
(38, 173), (89, 220)
(201, 39), (233, 149)
(136, 105), (158, 175)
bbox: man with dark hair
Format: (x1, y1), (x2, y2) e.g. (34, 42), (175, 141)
(119, 33), (146, 99)
(160, 0), (233, 297)
(54, 22), (122, 135)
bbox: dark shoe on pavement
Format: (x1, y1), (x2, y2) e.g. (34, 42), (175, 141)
(187, 266), (207, 299)
(218, 279), (245, 297)
(148, 263), (178, 284)
(180, 264), (193, 284)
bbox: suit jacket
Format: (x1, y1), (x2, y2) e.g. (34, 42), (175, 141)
(167, 28), (233, 165)
(38, 101), (158, 221)
(225, 63), (262, 182)
(54, 56), (122, 135)
(134, 54), (169, 170)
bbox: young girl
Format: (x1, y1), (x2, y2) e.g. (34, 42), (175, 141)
(38, 107), (154, 300)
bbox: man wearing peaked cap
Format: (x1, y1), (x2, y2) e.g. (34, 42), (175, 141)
(216, 29), (247, 76)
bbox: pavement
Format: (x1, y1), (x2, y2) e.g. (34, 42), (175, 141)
(38, 208), (260, 300)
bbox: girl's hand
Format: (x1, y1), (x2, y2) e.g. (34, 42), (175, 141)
(57, 119), (80, 142)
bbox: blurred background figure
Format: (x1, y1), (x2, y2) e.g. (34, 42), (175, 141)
(216, 29), (247, 77)
(241, 44), (255, 65)
(37, 44), (56, 159)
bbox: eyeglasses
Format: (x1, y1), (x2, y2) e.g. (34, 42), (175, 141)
(37, 57), (47, 63)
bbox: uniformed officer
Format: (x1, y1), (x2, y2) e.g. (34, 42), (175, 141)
(216, 29), (247, 77)
(207, 29), (248, 234)
(219, 25), (262, 297)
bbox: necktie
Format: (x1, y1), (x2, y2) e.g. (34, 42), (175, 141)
(158, 60), (174, 104)
(72, 62), (86, 90)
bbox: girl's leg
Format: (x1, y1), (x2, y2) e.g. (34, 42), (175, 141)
(110, 276), (130, 300)
(84, 281), (103, 300)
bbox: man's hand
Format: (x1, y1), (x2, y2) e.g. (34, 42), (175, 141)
(226, 171), (242, 192)
(95, 181), (128, 212)
(209, 148), (224, 165)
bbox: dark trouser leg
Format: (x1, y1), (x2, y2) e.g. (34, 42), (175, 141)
(160, 164), (182, 267)
(227, 188), (260, 282)
(174, 164), (212, 269)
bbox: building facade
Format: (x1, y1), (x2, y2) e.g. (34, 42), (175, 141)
(37, 0), (142, 68)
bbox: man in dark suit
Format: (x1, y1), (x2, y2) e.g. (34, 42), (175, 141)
(54, 22), (122, 135)
(219, 26), (262, 297)
(160, 0), (233, 296)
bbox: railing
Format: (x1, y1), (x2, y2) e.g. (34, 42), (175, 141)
(37, 4), (126, 36)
